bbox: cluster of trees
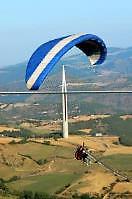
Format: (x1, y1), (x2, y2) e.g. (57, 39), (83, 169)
(19, 191), (56, 199)
(37, 159), (48, 165)
(0, 189), (102, 199)
(69, 120), (95, 135)
(1, 129), (32, 138)
(0, 178), (8, 193)
(18, 191), (102, 199)
(103, 116), (132, 146)
(69, 115), (132, 146)
(2, 128), (62, 140)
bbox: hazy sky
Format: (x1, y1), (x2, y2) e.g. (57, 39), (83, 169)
(0, 0), (132, 66)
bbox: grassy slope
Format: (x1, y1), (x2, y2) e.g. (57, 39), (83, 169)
(0, 115), (132, 196)
(8, 172), (80, 194)
(0, 141), (87, 195)
(100, 154), (132, 178)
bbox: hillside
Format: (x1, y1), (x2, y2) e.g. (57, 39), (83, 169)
(0, 133), (132, 199)
(0, 47), (131, 124)
(0, 47), (132, 91)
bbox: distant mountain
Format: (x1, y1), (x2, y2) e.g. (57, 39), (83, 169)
(102, 47), (132, 74)
(0, 47), (132, 113)
(0, 47), (132, 90)
(0, 62), (26, 91)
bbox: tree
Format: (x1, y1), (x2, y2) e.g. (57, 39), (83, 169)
(19, 190), (33, 199)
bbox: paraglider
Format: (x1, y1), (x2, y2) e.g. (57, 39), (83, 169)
(25, 33), (107, 164)
(25, 33), (107, 90)
(75, 142), (91, 165)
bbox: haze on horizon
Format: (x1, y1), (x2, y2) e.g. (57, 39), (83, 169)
(0, 0), (132, 67)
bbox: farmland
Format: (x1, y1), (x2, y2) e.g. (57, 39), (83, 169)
(8, 173), (80, 194)
(0, 136), (131, 198)
(0, 114), (132, 198)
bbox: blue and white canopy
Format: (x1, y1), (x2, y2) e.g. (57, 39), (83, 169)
(26, 33), (107, 90)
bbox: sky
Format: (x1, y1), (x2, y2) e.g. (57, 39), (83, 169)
(0, 0), (132, 66)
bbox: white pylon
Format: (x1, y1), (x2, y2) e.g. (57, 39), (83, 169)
(62, 65), (68, 138)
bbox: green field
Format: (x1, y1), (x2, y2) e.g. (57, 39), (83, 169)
(100, 154), (132, 178)
(8, 172), (80, 194)
(4, 142), (86, 195)
(17, 142), (73, 161)
(0, 141), (87, 184)
(21, 127), (56, 135)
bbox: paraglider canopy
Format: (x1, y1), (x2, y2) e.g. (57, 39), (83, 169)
(25, 33), (107, 90)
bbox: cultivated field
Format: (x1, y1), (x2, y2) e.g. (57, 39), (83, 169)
(0, 134), (131, 198)
(20, 121), (61, 134)
(69, 114), (110, 123)
(0, 125), (19, 132)
(0, 114), (132, 198)
(0, 137), (21, 144)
